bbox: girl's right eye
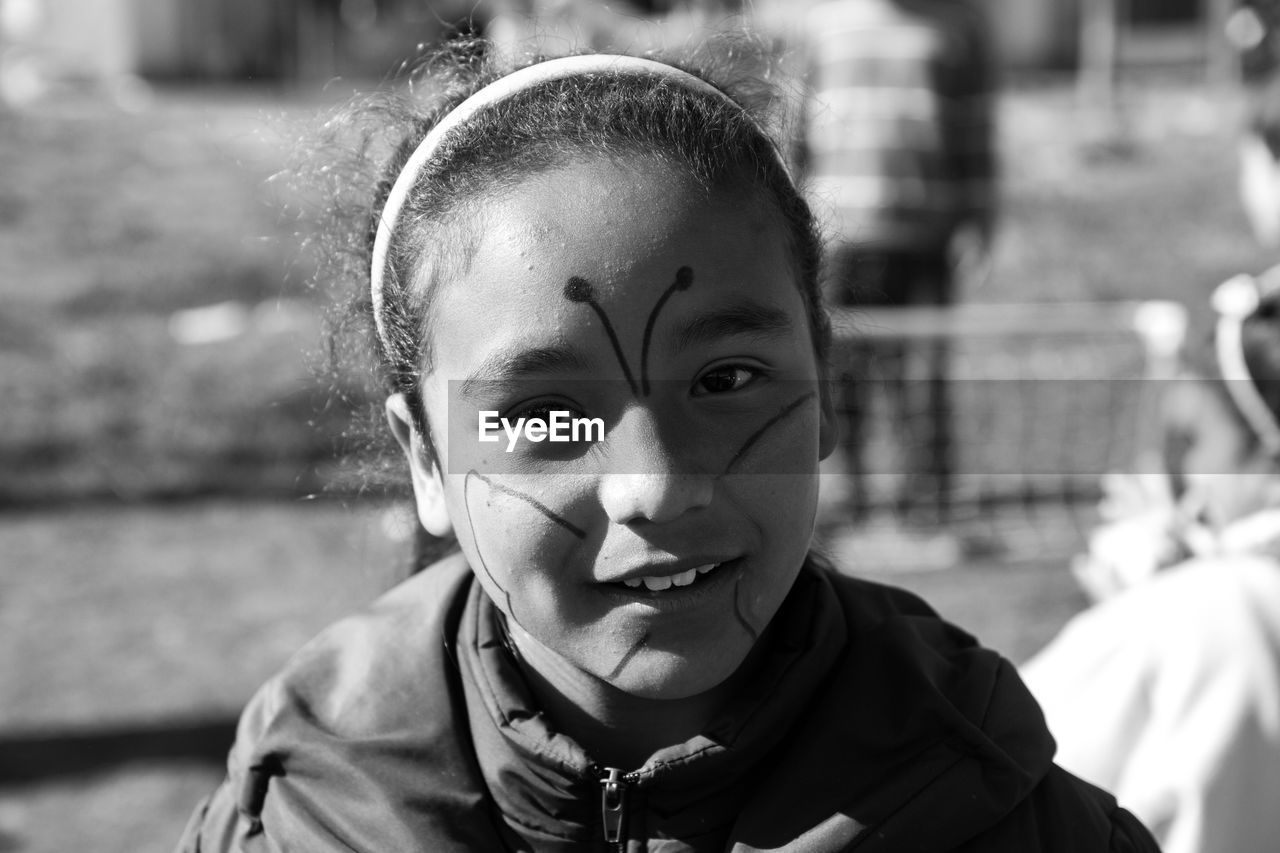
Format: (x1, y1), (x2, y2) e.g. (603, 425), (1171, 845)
(693, 365), (761, 396)
(507, 400), (584, 423)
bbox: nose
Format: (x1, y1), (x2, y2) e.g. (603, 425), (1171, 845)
(599, 408), (715, 525)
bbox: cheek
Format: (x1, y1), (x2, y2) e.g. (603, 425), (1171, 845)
(722, 408), (823, 553)
(449, 473), (596, 623)
(722, 394), (824, 476)
(745, 475), (820, 568)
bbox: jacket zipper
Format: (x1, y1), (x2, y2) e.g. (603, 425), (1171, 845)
(599, 766), (633, 851)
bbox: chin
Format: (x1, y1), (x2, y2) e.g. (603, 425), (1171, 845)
(608, 645), (749, 701)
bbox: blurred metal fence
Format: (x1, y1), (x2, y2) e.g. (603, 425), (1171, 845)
(822, 299), (1188, 567)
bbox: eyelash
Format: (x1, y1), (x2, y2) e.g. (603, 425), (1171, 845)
(505, 399), (585, 423)
(501, 362), (767, 418)
(692, 364), (764, 396)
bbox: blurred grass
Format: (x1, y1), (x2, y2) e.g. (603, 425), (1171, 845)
(0, 500), (411, 853)
(3, 73), (1279, 853)
(981, 78), (1275, 333)
(0, 86), (352, 504)
(0, 501), (406, 731)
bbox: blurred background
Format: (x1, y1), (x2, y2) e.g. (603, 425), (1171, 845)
(1, 0), (1276, 850)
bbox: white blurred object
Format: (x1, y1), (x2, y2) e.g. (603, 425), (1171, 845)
(1, 0), (41, 39)
(0, 0), (45, 107)
(1070, 471), (1201, 603)
(168, 301), (252, 345)
(1240, 133), (1280, 247)
(1131, 300), (1189, 365)
(168, 300), (312, 345)
(1225, 7), (1267, 51)
(1023, 508), (1280, 853)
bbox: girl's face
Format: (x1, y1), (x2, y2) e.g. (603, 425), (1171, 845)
(1163, 379), (1276, 530)
(401, 158), (835, 700)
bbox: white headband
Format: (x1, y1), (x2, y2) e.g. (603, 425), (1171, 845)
(1212, 273), (1280, 454)
(368, 53), (785, 353)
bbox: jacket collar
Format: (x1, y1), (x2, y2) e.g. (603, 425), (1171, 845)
(226, 555), (1060, 851)
(455, 561), (848, 849)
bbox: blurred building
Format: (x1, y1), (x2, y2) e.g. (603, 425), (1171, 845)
(1, 0), (488, 89)
(930, 0), (1234, 70)
(0, 0), (1244, 91)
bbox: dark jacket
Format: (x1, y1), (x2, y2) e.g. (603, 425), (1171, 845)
(177, 554), (1159, 852)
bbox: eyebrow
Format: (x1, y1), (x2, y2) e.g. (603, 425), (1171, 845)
(458, 345), (592, 400)
(668, 301), (797, 354)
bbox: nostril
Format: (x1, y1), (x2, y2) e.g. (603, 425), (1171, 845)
(600, 472), (715, 526)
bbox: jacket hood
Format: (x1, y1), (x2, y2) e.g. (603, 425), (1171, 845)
(192, 554), (1063, 851)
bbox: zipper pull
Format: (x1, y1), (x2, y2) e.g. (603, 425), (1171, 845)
(600, 766), (629, 847)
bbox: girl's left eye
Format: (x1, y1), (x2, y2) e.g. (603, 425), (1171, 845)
(693, 365), (760, 396)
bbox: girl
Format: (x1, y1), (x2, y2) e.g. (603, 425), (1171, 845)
(1023, 270), (1280, 853)
(178, 44), (1156, 852)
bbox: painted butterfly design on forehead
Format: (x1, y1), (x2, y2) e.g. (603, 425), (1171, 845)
(564, 264), (695, 397)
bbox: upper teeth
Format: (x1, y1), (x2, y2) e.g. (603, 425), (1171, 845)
(623, 563), (718, 590)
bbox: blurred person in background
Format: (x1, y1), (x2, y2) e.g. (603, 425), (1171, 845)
(484, 0), (649, 56)
(484, 0), (747, 60)
(1229, 0), (1280, 245)
(0, 0), (44, 107)
(793, 0), (997, 528)
(1021, 34), (1280, 852)
(1021, 271), (1280, 853)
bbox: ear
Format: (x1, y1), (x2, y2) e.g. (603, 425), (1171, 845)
(817, 378), (840, 461)
(385, 393), (454, 537)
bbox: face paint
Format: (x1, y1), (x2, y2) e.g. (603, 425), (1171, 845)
(732, 577), (760, 642)
(564, 276), (639, 395)
(415, 158), (830, 700)
(468, 470), (587, 539)
(640, 266), (695, 395)
(604, 631), (652, 681)
(724, 392), (817, 474)
(564, 265), (697, 399)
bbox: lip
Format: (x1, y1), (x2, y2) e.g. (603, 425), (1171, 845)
(596, 557), (745, 611)
(604, 555), (741, 587)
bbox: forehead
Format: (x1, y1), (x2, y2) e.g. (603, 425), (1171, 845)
(425, 158), (801, 367)
(486, 157), (779, 276)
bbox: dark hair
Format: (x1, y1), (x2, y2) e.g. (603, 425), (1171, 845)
(372, 44), (826, 442)
(300, 37), (824, 571)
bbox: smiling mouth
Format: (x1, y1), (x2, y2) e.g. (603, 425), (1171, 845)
(619, 562), (722, 592)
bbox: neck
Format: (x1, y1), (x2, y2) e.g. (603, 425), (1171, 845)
(507, 625), (753, 770)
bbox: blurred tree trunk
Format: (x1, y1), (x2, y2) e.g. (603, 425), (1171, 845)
(1078, 0), (1123, 119)
(295, 0), (339, 81)
(1205, 0), (1239, 88)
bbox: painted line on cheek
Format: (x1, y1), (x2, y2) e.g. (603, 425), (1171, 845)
(469, 471), (587, 539)
(723, 391), (817, 474)
(640, 266), (694, 396)
(603, 631), (651, 682)
(464, 470), (517, 622)
(564, 276), (639, 396)
(732, 576), (761, 642)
